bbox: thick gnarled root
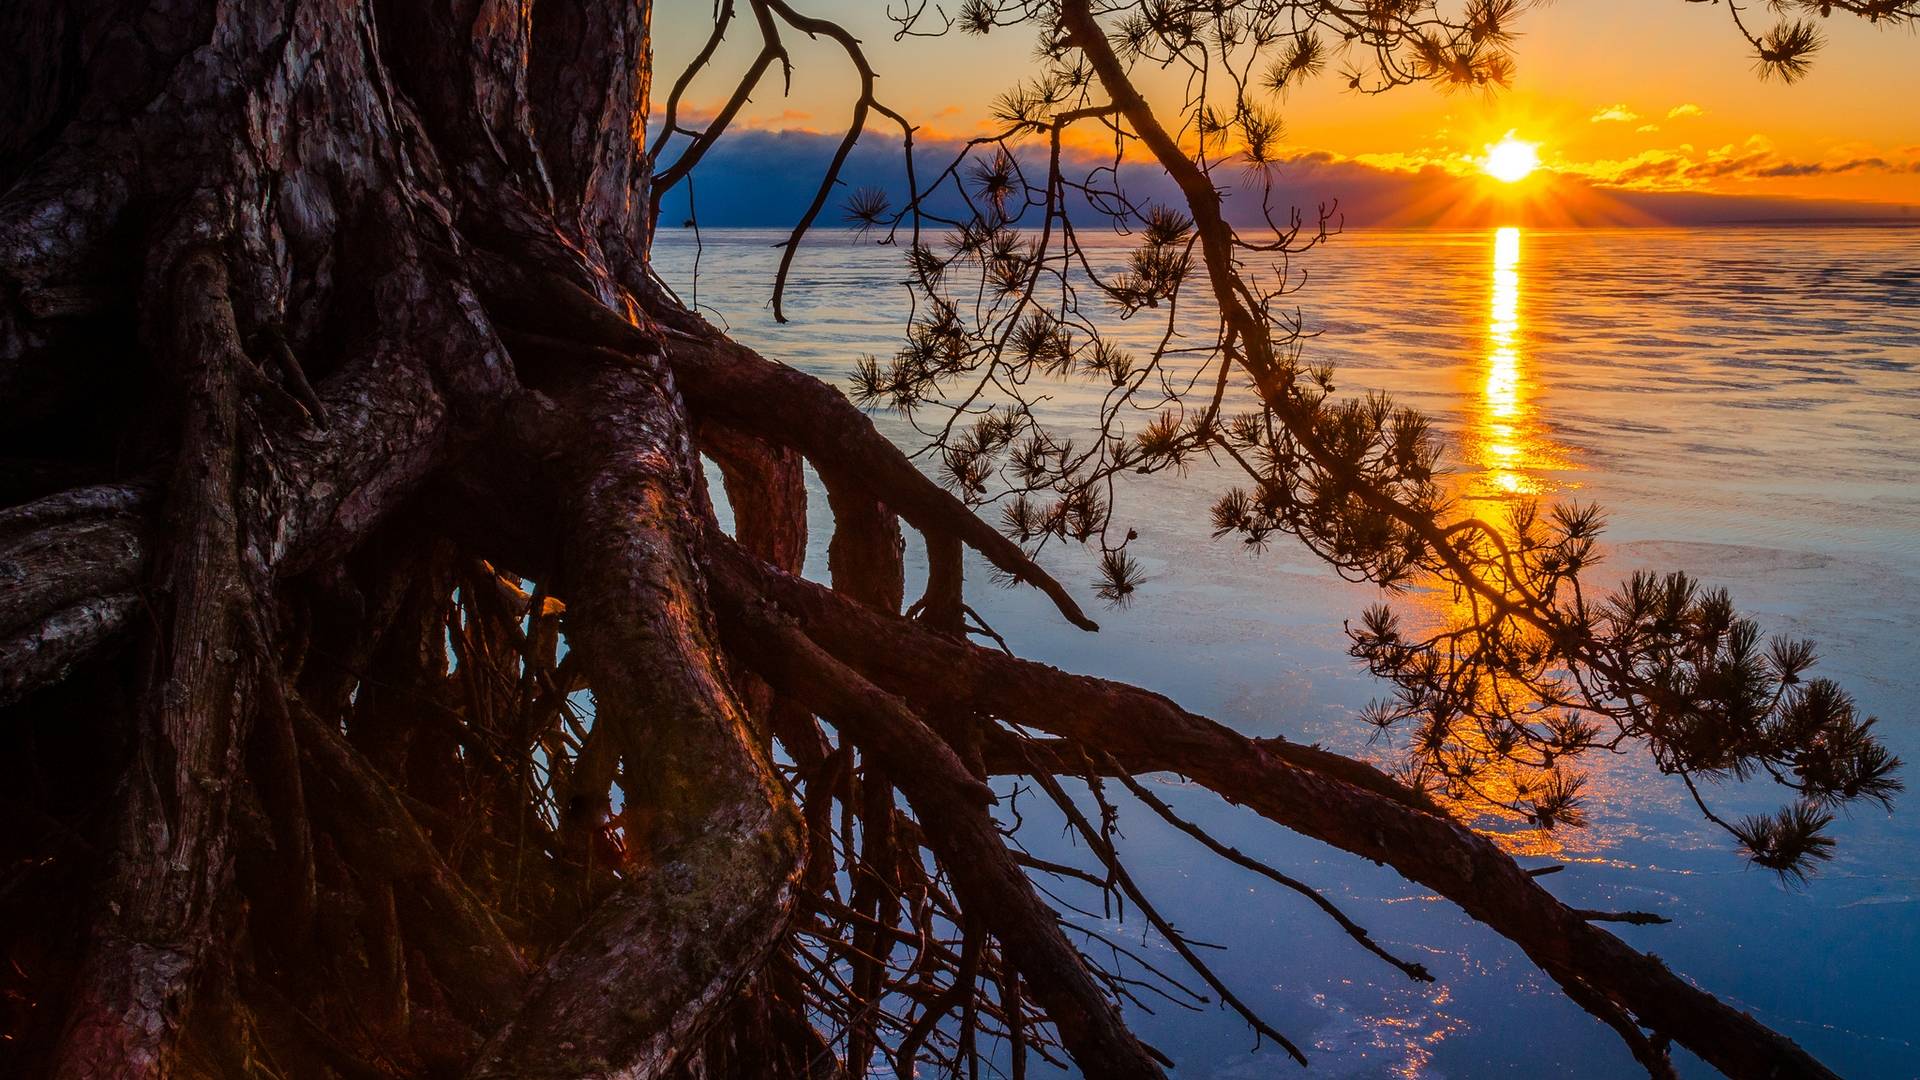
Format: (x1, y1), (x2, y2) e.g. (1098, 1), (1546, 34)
(0, 1), (1856, 1077)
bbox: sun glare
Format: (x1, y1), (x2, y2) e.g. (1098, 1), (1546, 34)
(1482, 133), (1541, 183)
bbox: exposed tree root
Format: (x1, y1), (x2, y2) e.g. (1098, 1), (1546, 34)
(710, 540), (1841, 1080)
(53, 242), (256, 1078)
(472, 362), (801, 1079)
(715, 595), (1166, 1078)
(0, 2), (1868, 1078)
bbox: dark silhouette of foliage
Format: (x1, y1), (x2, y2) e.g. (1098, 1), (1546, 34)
(0, 1), (1909, 1078)
(817, 0), (1904, 891)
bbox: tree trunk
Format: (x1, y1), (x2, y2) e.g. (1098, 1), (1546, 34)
(0, 2), (1850, 1078)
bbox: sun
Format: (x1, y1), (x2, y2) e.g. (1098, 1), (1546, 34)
(1482, 132), (1541, 183)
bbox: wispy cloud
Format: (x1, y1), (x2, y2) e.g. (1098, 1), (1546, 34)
(1637, 124), (1661, 134)
(1563, 140), (1920, 189)
(672, 101), (823, 135)
(1754, 157), (1920, 178)
(1590, 104), (1640, 123)
(1667, 103), (1704, 119)
(1352, 148), (1471, 174)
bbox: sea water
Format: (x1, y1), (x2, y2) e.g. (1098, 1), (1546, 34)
(653, 225), (1920, 1078)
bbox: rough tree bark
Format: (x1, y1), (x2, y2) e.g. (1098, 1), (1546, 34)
(0, 2), (1848, 1078)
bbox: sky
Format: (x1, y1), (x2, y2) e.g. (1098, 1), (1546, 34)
(651, 1), (1920, 226)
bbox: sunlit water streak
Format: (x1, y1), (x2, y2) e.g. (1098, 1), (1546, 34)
(1406, 226), (1588, 862)
(1481, 226), (1531, 494)
(653, 225), (1920, 1078)
(1468, 225), (1580, 500)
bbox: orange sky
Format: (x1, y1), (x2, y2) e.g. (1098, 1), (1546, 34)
(655, 1), (1920, 208)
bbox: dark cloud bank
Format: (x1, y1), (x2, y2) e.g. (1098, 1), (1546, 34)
(655, 126), (1919, 231)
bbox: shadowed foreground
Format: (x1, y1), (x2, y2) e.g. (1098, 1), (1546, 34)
(1, 1), (1906, 1077)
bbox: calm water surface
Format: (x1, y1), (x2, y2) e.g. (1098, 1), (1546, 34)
(653, 226), (1920, 1078)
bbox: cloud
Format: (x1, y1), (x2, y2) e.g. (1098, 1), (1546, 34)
(1589, 104), (1640, 123)
(1561, 141), (1920, 189)
(1352, 148), (1470, 174)
(672, 102), (824, 135)
(1753, 157), (1920, 178)
(1637, 124), (1661, 134)
(1667, 103), (1704, 119)
(1569, 147), (1779, 188)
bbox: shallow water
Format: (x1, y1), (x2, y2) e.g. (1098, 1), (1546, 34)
(652, 225), (1920, 1078)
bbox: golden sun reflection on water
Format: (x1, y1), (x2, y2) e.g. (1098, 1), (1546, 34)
(1483, 227), (1525, 494)
(1467, 227), (1574, 501)
(1419, 228), (1591, 861)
